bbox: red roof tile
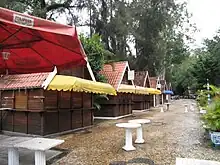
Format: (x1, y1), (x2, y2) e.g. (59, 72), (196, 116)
(149, 77), (157, 88)
(100, 61), (128, 89)
(0, 72), (50, 90)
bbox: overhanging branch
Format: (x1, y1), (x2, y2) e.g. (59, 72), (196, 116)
(46, 1), (86, 12)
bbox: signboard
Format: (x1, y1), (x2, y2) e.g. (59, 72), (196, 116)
(13, 14), (34, 27)
(157, 83), (161, 89)
(128, 70), (134, 80)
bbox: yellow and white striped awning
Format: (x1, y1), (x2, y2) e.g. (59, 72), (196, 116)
(118, 84), (149, 95)
(135, 86), (149, 95)
(146, 88), (161, 95)
(47, 75), (117, 95)
(117, 84), (136, 94)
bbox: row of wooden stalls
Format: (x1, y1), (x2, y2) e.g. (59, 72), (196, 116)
(0, 61), (162, 136)
(94, 61), (161, 119)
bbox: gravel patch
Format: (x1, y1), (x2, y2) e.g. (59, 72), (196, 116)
(52, 99), (220, 165)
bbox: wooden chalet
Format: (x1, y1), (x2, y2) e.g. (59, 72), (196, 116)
(94, 61), (136, 119)
(133, 71), (151, 111)
(162, 81), (172, 103)
(149, 77), (161, 107)
(0, 65), (116, 136)
(160, 79), (168, 103)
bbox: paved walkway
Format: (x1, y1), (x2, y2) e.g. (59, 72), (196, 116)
(0, 135), (62, 165)
(52, 99), (220, 165)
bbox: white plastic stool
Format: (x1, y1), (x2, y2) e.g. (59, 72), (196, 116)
(8, 147), (19, 165)
(128, 119), (151, 144)
(160, 106), (164, 112)
(184, 104), (188, 113)
(116, 123), (141, 151)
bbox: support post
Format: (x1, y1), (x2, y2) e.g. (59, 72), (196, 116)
(123, 128), (135, 151)
(35, 150), (46, 165)
(8, 147), (19, 165)
(153, 95), (156, 107)
(184, 104), (188, 113)
(135, 126), (144, 144)
(160, 106), (164, 113)
(207, 79), (211, 105)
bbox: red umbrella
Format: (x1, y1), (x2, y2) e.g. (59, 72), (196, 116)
(0, 7), (87, 74)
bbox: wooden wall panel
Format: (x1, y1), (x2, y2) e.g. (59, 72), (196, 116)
(13, 111), (27, 133)
(94, 104), (114, 117)
(59, 66), (89, 79)
(72, 92), (82, 108)
(44, 90), (58, 110)
(83, 109), (92, 127)
(59, 111), (71, 132)
(2, 111), (13, 131)
(121, 71), (130, 85)
(83, 93), (92, 108)
(59, 68), (72, 76)
(28, 89), (44, 110)
(44, 112), (58, 135)
(59, 91), (71, 109)
(71, 110), (82, 129)
(71, 66), (83, 78)
(1, 91), (14, 108)
(15, 90), (27, 110)
(27, 112), (42, 135)
(84, 67), (91, 80)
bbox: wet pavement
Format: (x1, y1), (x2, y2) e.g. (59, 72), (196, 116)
(52, 99), (220, 165)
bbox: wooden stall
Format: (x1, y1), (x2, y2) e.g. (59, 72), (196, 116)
(0, 88), (93, 135)
(149, 77), (161, 107)
(160, 79), (168, 104)
(133, 71), (151, 111)
(0, 65), (115, 135)
(94, 61), (134, 119)
(95, 93), (133, 118)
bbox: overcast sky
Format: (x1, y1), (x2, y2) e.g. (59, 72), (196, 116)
(187, 0), (220, 47)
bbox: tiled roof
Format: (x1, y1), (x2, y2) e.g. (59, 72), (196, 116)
(0, 72), (50, 90)
(134, 71), (148, 87)
(149, 77), (157, 88)
(100, 61), (128, 89)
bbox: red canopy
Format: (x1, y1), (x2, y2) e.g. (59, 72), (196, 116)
(0, 7), (87, 74)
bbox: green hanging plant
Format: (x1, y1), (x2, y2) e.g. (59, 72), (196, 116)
(93, 94), (109, 111)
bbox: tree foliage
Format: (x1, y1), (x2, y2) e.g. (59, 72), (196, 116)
(1, 0), (86, 21)
(172, 29), (220, 94)
(171, 56), (198, 94)
(80, 34), (106, 82)
(82, 0), (194, 76)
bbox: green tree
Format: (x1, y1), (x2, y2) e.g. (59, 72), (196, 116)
(129, 0), (195, 76)
(172, 56), (198, 94)
(80, 34), (115, 82)
(80, 34), (105, 81)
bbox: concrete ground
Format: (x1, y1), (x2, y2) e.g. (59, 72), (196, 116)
(52, 99), (220, 165)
